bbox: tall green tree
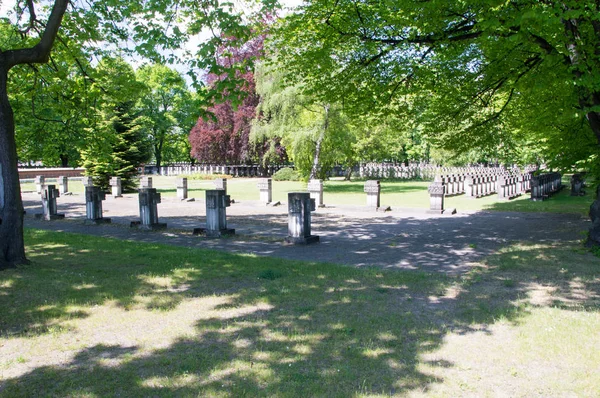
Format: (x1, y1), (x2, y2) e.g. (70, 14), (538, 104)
(81, 57), (151, 191)
(253, 62), (355, 179)
(273, 0), (600, 242)
(137, 64), (198, 171)
(274, 1), (600, 163)
(0, 0), (278, 268)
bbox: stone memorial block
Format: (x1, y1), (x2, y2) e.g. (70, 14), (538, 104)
(285, 192), (319, 244)
(177, 177), (188, 200)
(465, 175), (475, 198)
(110, 176), (122, 197)
(36, 185), (64, 221)
(257, 178), (272, 204)
(84, 186), (111, 224)
(571, 173), (585, 196)
(427, 177), (445, 214)
(586, 185), (600, 247)
(307, 179), (324, 208)
(496, 175), (509, 200)
(364, 180), (381, 208)
(132, 188), (166, 230)
(35, 175), (45, 194)
(140, 176), (153, 189)
(57, 176), (68, 194)
(214, 178), (227, 192)
(82, 176), (94, 187)
(194, 189), (234, 237)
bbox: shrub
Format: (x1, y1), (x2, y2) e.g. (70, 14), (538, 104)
(272, 167), (300, 181)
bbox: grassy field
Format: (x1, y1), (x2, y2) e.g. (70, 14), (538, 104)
(21, 175), (594, 216)
(1, 229), (599, 397)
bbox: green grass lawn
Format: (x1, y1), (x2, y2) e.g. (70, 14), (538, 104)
(1, 229), (599, 396)
(21, 175), (594, 216)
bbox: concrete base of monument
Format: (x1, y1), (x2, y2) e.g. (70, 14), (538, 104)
(376, 206), (392, 212)
(285, 235), (320, 245)
(34, 213), (65, 221)
(84, 218), (112, 225)
(130, 221), (167, 230)
(192, 228), (235, 238)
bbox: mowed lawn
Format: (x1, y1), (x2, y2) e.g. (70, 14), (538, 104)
(1, 229), (599, 397)
(21, 175), (594, 216)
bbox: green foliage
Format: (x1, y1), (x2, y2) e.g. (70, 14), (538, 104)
(272, 167), (300, 181)
(273, 0), (600, 174)
(80, 57), (151, 191)
(253, 62), (355, 179)
(136, 64), (199, 169)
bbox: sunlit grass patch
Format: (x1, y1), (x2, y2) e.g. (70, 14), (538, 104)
(0, 230), (598, 396)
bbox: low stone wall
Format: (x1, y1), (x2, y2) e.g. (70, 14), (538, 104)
(19, 168), (85, 179)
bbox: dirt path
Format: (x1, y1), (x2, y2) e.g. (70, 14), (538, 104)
(22, 191), (590, 275)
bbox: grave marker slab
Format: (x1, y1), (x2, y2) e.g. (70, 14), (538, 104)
(285, 192), (319, 244)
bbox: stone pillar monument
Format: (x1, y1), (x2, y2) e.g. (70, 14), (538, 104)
(257, 178), (272, 204)
(140, 176), (153, 189)
(214, 178), (227, 192)
(84, 186), (111, 224)
(194, 189), (235, 237)
(530, 176), (543, 201)
(364, 180), (381, 208)
(570, 173), (585, 196)
(57, 176), (68, 194)
(132, 188), (166, 230)
(177, 177), (188, 200)
(285, 192), (319, 244)
(35, 175), (45, 194)
(110, 177), (122, 198)
(307, 179), (324, 208)
(36, 185), (64, 220)
(82, 176), (93, 187)
(496, 175), (508, 200)
(427, 176), (445, 214)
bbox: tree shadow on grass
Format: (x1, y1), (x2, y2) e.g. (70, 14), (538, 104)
(482, 188), (592, 216)
(1, 229), (599, 395)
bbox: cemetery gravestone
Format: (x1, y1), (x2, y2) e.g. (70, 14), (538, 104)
(214, 178), (227, 192)
(364, 180), (381, 208)
(194, 189), (235, 237)
(131, 188), (166, 230)
(110, 177), (122, 197)
(427, 176), (445, 214)
(36, 185), (64, 221)
(258, 178), (272, 204)
(308, 179), (325, 208)
(140, 176), (153, 189)
(177, 177), (188, 200)
(35, 175), (45, 194)
(571, 173), (585, 196)
(57, 176), (68, 194)
(586, 185), (600, 247)
(285, 192), (319, 244)
(84, 186), (111, 224)
(82, 176), (93, 187)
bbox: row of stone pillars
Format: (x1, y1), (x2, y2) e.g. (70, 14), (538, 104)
(35, 176), (69, 195)
(36, 182), (320, 245)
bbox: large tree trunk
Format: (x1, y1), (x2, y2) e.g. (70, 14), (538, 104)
(564, 16), (600, 247)
(0, 0), (69, 268)
(0, 68), (28, 269)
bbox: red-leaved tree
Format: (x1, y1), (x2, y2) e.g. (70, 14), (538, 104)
(190, 32), (271, 165)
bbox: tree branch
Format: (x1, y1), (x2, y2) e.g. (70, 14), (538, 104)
(1, 0), (69, 69)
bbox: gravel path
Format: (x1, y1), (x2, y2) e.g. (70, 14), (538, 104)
(22, 191), (590, 275)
